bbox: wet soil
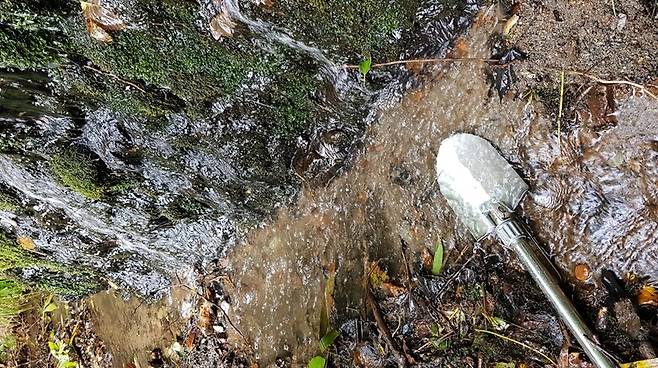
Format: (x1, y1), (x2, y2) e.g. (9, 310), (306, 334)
(87, 287), (193, 368)
(510, 0), (658, 83)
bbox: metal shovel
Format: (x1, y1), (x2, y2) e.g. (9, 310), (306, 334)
(435, 133), (616, 368)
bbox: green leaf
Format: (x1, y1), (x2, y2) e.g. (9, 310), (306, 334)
(308, 356), (326, 368)
(48, 341), (58, 353)
(431, 338), (448, 351)
(63, 362), (79, 368)
(44, 302), (58, 313)
(319, 329), (339, 352)
(432, 239), (444, 275)
(494, 363), (515, 368)
(358, 56), (371, 77)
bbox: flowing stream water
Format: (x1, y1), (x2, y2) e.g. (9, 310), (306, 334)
(225, 13), (658, 363)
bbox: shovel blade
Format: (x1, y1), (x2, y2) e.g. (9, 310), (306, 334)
(436, 134), (528, 239)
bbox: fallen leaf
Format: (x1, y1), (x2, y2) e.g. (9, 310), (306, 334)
(421, 247), (433, 272)
(620, 358), (658, 368)
(502, 14), (519, 37)
(637, 285), (658, 307)
(368, 262), (388, 289)
(319, 329), (339, 352)
(16, 236), (36, 251)
(44, 302), (58, 313)
(308, 356), (326, 368)
(585, 85), (617, 128)
(358, 55), (372, 78)
(185, 328), (198, 350)
(574, 263), (591, 282)
(198, 300), (215, 333)
(86, 18), (113, 43)
(381, 282), (406, 297)
(209, 10), (236, 40)
(81, 1), (126, 31)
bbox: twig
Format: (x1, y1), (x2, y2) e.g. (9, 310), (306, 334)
(565, 70), (658, 100)
(399, 236), (414, 311)
(343, 57), (501, 69)
(557, 69), (565, 152)
(366, 287), (409, 367)
(611, 0), (617, 16)
(83, 65), (146, 93)
(178, 283), (248, 344)
(436, 253), (476, 298)
(475, 329), (557, 366)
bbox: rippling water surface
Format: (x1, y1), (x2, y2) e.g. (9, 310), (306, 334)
(226, 14), (658, 362)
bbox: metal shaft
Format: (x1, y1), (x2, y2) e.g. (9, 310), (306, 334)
(497, 219), (617, 368)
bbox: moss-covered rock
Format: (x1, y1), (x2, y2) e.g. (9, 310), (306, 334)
(244, 0), (422, 62)
(0, 231), (103, 299)
(49, 148), (104, 200)
(0, 193), (17, 213)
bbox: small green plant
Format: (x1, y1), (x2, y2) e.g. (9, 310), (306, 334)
(359, 55), (372, 80)
(308, 329), (339, 368)
(48, 332), (78, 368)
(49, 148), (103, 200)
(432, 239), (444, 275)
(429, 323), (448, 350)
(308, 356), (326, 368)
(41, 294), (58, 318)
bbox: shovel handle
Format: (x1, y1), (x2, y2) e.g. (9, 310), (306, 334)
(498, 220), (617, 368)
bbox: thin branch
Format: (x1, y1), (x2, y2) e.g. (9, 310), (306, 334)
(177, 283), (249, 344)
(366, 287), (409, 367)
(565, 70), (658, 100)
(83, 65), (146, 93)
(343, 57), (501, 69)
(557, 69), (565, 152)
(475, 328), (557, 366)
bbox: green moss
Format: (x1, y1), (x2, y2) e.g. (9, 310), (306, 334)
(0, 233), (36, 272)
(0, 279), (23, 332)
(33, 273), (100, 298)
(251, 0), (421, 62)
(0, 194), (17, 212)
(49, 148), (103, 200)
(68, 79), (174, 121)
(0, 27), (62, 70)
(0, 231), (103, 300)
(65, 0), (262, 102)
(272, 72), (320, 139)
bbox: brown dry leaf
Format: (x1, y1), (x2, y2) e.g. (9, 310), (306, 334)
(586, 85), (617, 127)
(637, 285), (658, 307)
(421, 247), (433, 272)
(573, 263), (591, 282)
(209, 10), (236, 40)
(185, 328), (198, 350)
(86, 18), (113, 43)
(81, 1), (126, 31)
(381, 282), (406, 297)
(198, 300), (215, 333)
(368, 262), (388, 290)
(16, 236), (36, 251)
